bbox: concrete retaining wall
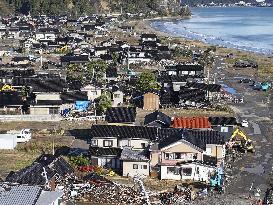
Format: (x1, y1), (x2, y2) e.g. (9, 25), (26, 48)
(0, 114), (61, 122)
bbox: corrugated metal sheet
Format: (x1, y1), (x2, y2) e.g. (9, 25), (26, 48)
(172, 117), (211, 129)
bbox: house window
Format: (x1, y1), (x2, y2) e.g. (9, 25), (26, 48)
(165, 153), (185, 160)
(114, 94), (120, 98)
(175, 153), (181, 159)
(187, 153), (194, 160)
(165, 153), (173, 160)
(141, 143), (146, 149)
(206, 148), (212, 155)
(221, 127), (229, 133)
(49, 107), (59, 114)
(133, 164), (138, 169)
(105, 158), (112, 168)
(91, 91), (97, 95)
(91, 140), (98, 146)
(196, 167), (200, 175)
(182, 168), (192, 176)
(142, 165), (147, 169)
(103, 140), (113, 147)
(167, 167), (180, 175)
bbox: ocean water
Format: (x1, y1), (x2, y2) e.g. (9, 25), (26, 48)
(151, 7), (273, 55)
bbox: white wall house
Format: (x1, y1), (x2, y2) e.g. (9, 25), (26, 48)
(160, 162), (215, 182)
(118, 138), (150, 150)
(122, 161), (150, 177)
(35, 32), (56, 41)
(81, 85), (102, 101)
(112, 90), (124, 107)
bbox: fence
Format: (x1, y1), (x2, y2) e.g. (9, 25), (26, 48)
(0, 114), (61, 122)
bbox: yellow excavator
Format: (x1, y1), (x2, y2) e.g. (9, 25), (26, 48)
(228, 128), (255, 153)
(56, 45), (68, 53)
(0, 84), (16, 92)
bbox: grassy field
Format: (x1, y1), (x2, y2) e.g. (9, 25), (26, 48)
(0, 130), (74, 179)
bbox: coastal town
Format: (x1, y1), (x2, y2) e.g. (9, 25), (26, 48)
(0, 1), (273, 205)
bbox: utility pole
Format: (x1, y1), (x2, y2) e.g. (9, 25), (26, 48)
(40, 48), (43, 69)
(207, 66), (210, 84)
(127, 47), (130, 71)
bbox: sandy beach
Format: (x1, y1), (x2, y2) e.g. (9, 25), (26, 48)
(130, 17), (273, 79)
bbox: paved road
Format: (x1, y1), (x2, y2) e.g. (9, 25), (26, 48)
(214, 58), (273, 198)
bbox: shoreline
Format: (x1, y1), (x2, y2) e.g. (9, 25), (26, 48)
(131, 17), (273, 78)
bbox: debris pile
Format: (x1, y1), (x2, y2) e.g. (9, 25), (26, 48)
(82, 183), (144, 204)
(160, 186), (192, 205)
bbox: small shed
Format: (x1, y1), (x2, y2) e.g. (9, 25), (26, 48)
(0, 134), (17, 149)
(143, 91), (160, 111)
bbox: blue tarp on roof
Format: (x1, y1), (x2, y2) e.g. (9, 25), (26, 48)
(75, 101), (90, 112)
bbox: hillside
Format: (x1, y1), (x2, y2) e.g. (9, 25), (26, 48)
(1, 0), (188, 16)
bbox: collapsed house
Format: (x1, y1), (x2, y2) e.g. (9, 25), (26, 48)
(6, 154), (73, 187)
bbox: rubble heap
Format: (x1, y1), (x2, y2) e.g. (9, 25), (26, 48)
(160, 186), (192, 205)
(82, 183), (145, 204)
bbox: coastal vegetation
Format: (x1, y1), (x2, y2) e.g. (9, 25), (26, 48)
(1, 0), (191, 17)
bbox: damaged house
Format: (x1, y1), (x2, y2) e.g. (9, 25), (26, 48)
(6, 154), (73, 187)
(150, 129), (224, 181)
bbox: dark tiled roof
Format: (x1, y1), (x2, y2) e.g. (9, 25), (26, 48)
(0, 92), (24, 106)
(158, 129), (205, 150)
(36, 100), (62, 105)
(60, 55), (89, 63)
(89, 147), (122, 157)
(158, 75), (187, 83)
(60, 91), (88, 103)
(178, 88), (206, 102)
(144, 110), (171, 127)
(105, 107), (136, 123)
(188, 129), (225, 145)
(208, 117), (237, 126)
(172, 117), (211, 129)
(90, 125), (180, 141)
(175, 64), (204, 71)
(6, 154), (73, 185)
(141, 34), (157, 38)
(187, 82), (221, 92)
(13, 77), (67, 93)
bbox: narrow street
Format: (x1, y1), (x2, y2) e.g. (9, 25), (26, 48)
(215, 59), (273, 197)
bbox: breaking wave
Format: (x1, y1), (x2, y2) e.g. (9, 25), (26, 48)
(151, 20), (273, 56)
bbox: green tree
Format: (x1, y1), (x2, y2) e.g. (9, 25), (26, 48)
(179, 5), (191, 16)
(66, 64), (84, 85)
(136, 71), (160, 92)
(86, 60), (108, 83)
(69, 154), (90, 167)
(96, 91), (112, 114)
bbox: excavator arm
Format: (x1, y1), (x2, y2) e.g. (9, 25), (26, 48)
(228, 128), (254, 153)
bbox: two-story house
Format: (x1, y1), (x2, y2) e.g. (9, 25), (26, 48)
(151, 129), (222, 181)
(89, 125), (178, 173)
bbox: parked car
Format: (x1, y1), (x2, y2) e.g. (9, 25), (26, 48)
(261, 82), (272, 91)
(253, 83), (262, 90)
(239, 78), (252, 83)
(241, 120), (249, 128)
